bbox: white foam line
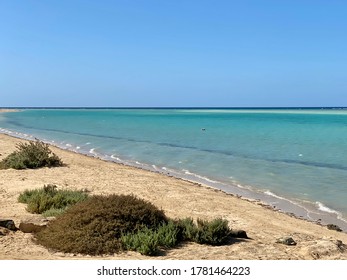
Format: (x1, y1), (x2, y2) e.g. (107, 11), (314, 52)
(0, 129), (37, 141)
(182, 169), (218, 183)
(264, 190), (285, 200)
(111, 154), (121, 161)
(315, 201), (347, 222)
(264, 190), (313, 219)
(316, 201), (339, 214)
(264, 190), (347, 223)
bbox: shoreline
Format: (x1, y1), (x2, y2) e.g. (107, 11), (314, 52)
(1, 132), (347, 259)
(114, 163), (347, 233)
(0, 109), (20, 113)
(1, 125), (347, 233)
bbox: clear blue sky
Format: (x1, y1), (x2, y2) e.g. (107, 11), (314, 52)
(1, 0), (346, 107)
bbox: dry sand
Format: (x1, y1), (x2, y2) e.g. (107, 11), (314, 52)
(0, 109), (20, 113)
(1, 133), (347, 260)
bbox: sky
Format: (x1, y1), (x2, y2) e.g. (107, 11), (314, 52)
(1, 0), (347, 107)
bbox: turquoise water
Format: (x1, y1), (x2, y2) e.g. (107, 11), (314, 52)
(1, 108), (347, 230)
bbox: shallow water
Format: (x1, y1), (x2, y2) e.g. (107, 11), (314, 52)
(1, 108), (347, 230)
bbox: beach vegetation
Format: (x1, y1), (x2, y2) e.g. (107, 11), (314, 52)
(193, 218), (231, 245)
(121, 227), (160, 256)
(35, 194), (168, 255)
(18, 184), (89, 216)
(175, 217), (198, 241)
(34, 193), (233, 256)
(156, 220), (180, 248)
(175, 217), (231, 245)
(120, 221), (179, 255)
(0, 140), (63, 169)
(121, 217), (231, 255)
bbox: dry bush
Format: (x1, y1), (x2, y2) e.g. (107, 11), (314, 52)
(35, 194), (167, 255)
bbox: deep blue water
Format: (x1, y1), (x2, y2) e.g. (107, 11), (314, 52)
(1, 108), (347, 230)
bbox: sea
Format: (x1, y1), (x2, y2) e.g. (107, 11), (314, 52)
(1, 108), (347, 231)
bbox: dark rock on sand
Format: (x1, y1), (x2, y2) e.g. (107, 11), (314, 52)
(327, 224), (342, 232)
(0, 219), (17, 231)
(230, 229), (249, 239)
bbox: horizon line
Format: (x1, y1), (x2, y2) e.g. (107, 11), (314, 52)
(1, 106), (347, 110)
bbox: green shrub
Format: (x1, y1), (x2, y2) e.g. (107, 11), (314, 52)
(156, 220), (179, 248)
(175, 217), (231, 245)
(121, 221), (179, 255)
(18, 184), (88, 216)
(175, 217), (198, 241)
(121, 227), (159, 256)
(123, 217), (231, 256)
(0, 140), (63, 169)
(194, 218), (231, 245)
(35, 194), (168, 255)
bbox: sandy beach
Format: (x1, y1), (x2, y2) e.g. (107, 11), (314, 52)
(0, 109), (20, 113)
(1, 132), (347, 260)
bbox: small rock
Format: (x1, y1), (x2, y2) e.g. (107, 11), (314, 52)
(0, 219), (17, 231)
(230, 229), (249, 239)
(19, 217), (52, 233)
(327, 224), (342, 232)
(276, 236), (297, 246)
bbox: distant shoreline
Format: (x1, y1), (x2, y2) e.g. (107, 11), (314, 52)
(0, 109), (20, 113)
